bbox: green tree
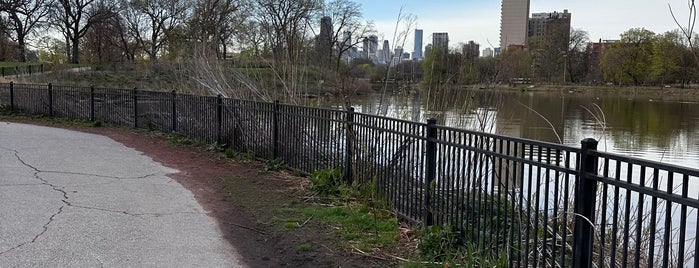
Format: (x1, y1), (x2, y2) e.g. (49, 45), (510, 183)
(601, 28), (656, 85)
(652, 30), (697, 86)
(422, 48), (461, 88)
(497, 47), (532, 83)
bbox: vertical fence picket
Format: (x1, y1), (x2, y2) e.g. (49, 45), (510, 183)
(273, 100), (279, 159)
(133, 88), (138, 128)
(48, 83), (53, 117)
(572, 138), (599, 268)
(344, 107), (354, 184)
(90, 86), (95, 122)
(9, 81), (14, 111)
(216, 94), (222, 145)
(171, 90), (177, 132)
(424, 118), (437, 226)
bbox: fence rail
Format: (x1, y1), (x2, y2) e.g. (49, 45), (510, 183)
(2, 82), (698, 268)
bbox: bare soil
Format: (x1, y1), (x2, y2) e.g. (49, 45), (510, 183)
(2, 118), (393, 268)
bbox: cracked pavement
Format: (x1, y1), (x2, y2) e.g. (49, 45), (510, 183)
(0, 122), (243, 267)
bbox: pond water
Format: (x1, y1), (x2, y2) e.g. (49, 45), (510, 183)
(325, 88), (699, 169)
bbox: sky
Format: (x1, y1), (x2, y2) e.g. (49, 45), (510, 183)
(354, 0), (691, 52)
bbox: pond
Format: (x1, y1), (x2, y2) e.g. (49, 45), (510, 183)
(327, 88), (699, 169)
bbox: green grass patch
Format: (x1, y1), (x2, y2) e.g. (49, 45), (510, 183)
(297, 242), (313, 252)
(302, 205), (398, 251)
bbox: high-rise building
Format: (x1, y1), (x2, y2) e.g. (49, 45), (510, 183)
(413, 29), (423, 60)
(317, 16), (333, 63)
(500, 0), (530, 49)
(432, 32), (449, 52)
(341, 31), (352, 48)
(528, 10), (571, 49)
(340, 31), (352, 61)
(362, 38), (369, 58)
(462, 41), (480, 60)
(482, 47), (494, 57)
(424, 44), (433, 57)
(382, 40), (390, 64)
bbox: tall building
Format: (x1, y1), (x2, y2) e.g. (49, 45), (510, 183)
(362, 37), (369, 58)
(432, 32), (449, 52)
(340, 31), (352, 61)
(317, 16), (333, 63)
(528, 10), (571, 44)
(500, 0), (530, 49)
(413, 29), (423, 60)
(462, 41), (480, 60)
(424, 44), (433, 57)
(482, 47), (494, 57)
(319, 16), (332, 44)
(381, 40), (390, 64)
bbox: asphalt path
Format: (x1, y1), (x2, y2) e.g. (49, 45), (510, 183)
(0, 122), (243, 267)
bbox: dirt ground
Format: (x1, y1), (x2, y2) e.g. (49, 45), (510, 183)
(2, 119), (393, 268)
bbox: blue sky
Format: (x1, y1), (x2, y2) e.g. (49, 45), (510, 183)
(354, 0), (690, 51)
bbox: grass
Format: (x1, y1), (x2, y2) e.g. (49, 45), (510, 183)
(302, 205), (398, 252)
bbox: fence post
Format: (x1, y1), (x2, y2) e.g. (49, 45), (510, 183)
(424, 118), (438, 226)
(90, 86), (95, 122)
(28, 65), (31, 75)
(48, 83), (53, 117)
(171, 90), (177, 132)
(133, 88), (138, 128)
(272, 100), (280, 159)
(9, 81), (13, 111)
(343, 107), (355, 184)
(572, 138), (599, 268)
(216, 94), (222, 145)
(2, 67), (5, 77)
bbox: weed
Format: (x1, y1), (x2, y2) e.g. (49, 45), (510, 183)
(417, 225), (463, 262)
(167, 133), (193, 145)
(224, 148), (234, 158)
(92, 120), (102, 127)
(144, 118), (155, 131)
(264, 158), (286, 171)
(241, 150), (255, 162)
(207, 142), (225, 152)
(309, 168), (353, 198)
(297, 243), (312, 252)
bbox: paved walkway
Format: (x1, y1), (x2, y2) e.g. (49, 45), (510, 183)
(0, 122), (243, 267)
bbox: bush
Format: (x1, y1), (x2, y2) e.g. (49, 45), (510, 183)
(309, 168), (352, 198)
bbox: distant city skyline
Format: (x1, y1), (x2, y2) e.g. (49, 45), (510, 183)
(355, 0), (690, 50)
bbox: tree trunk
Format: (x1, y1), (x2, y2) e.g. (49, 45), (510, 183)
(71, 37), (80, 64)
(17, 36), (26, 62)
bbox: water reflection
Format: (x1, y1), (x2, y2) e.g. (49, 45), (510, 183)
(336, 89), (699, 169)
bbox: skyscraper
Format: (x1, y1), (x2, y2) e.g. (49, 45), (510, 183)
(500, 0), (530, 49)
(528, 10), (571, 51)
(482, 47), (494, 57)
(413, 29), (423, 60)
(382, 40), (390, 64)
(432, 32), (449, 52)
(462, 41), (480, 60)
(317, 16), (333, 64)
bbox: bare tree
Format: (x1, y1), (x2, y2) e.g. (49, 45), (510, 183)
(189, 0), (248, 59)
(50, 0), (111, 64)
(82, 1), (129, 64)
(565, 28), (589, 83)
(0, 0), (54, 62)
(255, 0), (321, 63)
(322, 0), (374, 70)
(669, 0), (699, 65)
(126, 0), (189, 61)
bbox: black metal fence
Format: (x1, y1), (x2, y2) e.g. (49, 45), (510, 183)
(2, 82), (698, 268)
